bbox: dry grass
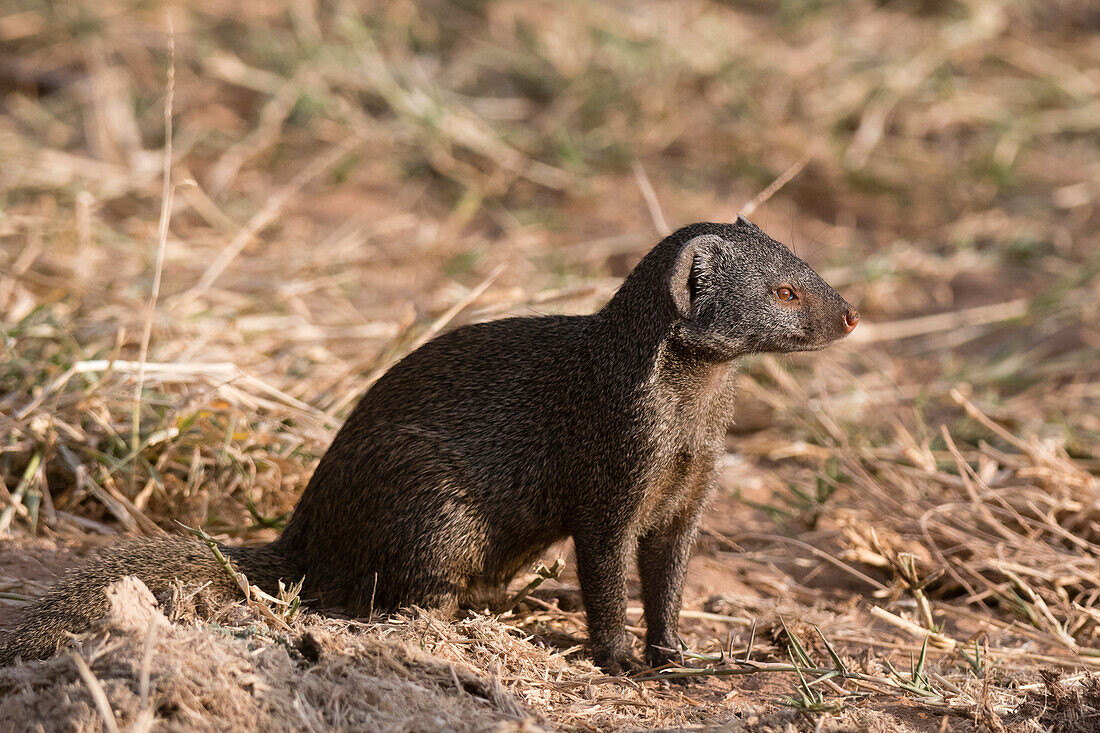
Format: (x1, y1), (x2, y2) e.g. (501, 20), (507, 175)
(1, 0), (1098, 730)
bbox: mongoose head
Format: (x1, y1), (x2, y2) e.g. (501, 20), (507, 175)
(665, 218), (859, 360)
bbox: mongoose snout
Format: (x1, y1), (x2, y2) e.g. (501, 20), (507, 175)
(1, 217), (856, 675)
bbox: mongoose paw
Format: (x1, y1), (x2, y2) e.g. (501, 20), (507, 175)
(644, 641), (685, 671)
(596, 653), (643, 676)
(592, 633), (641, 676)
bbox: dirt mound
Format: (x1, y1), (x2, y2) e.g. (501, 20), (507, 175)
(0, 578), (536, 732)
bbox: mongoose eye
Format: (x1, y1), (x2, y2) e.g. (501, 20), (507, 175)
(775, 286), (796, 302)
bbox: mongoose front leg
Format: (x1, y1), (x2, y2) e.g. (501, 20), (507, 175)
(572, 530), (635, 673)
(637, 510), (702, 669)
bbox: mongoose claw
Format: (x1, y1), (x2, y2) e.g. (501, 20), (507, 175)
(592, 633), (642, 675)
(596, 654), (644, 677)
(644, 643), (683, 671)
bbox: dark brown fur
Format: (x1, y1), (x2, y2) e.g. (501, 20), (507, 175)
(0, 219), (858, 672)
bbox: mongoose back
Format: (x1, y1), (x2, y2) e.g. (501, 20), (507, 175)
(0, 218), (859, 672)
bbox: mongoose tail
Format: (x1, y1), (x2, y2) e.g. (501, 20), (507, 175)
(0, 538), (298, 665)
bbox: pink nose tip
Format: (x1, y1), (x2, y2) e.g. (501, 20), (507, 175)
(843, 309), (860, 333)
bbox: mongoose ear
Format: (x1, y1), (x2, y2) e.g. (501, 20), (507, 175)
(667, 234), (721, 318)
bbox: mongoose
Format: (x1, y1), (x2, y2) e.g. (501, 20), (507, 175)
(0, 218), (858, 672)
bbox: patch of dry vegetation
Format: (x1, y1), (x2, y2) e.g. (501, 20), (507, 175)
(0, 577), (534, 732)
(1, 0), (1098, 730)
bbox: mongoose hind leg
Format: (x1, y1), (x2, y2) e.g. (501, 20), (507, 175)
(344, 564), (464, 619)
(459, 579), (509, 612)
(345, 583), (461, 620)
(340, 525), (476, 618)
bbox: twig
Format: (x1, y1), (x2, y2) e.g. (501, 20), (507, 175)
(131, 17), (175, 486)
(870, 606), (957, 651)
(0, 451), (41, 535)
(734, 532), (888, 592)
(847, 299), (1029, 345)
(631, 160), (670, 236)
(72, 653), (121, 733)
(179, 522), (292, 632)
(499, 558), (565, 614)
(739, 153), (811, 217)
(171, 140), (361, 309)
(138, 611), (163, 713)
(625, 606), (754, 628)
(340, 263), (505, 411)
(949, 388), (1030, 454)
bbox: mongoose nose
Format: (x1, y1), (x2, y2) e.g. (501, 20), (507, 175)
(843, 309), (860, 333)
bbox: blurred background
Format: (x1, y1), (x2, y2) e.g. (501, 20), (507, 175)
(0, 0), (1099, 722)
(2, 0), (1096, 527)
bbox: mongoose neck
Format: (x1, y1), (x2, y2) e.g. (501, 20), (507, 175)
(597, 238), (752, 365)
(595, 240), (682, 352)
